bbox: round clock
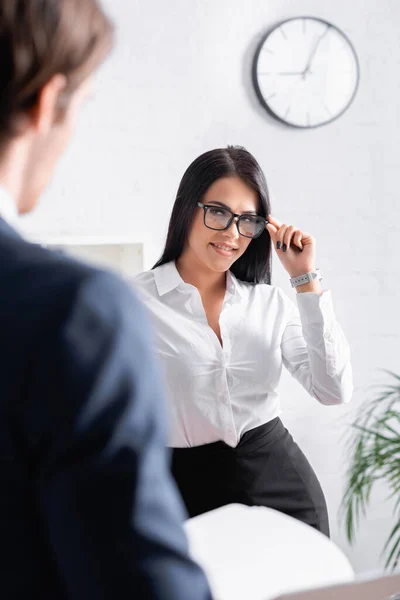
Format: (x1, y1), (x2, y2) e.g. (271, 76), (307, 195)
(252, 17), (360, 128)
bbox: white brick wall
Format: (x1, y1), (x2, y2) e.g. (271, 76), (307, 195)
(20, 0), (400, 574)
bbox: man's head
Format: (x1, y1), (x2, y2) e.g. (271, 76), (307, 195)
(0, 0), (113, 213)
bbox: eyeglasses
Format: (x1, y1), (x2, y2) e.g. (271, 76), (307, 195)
(197, 202), (267, 239)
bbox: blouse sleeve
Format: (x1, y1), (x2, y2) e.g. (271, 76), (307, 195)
(280, 290), (353, 405)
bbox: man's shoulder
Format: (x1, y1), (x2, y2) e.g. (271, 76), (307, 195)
(0, 230), (97, 298)
(0, 229), (143, 332)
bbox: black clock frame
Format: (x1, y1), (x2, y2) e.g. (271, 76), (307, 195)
(252, 16), (360, 129)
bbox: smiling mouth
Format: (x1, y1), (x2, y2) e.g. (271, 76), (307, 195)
(210, 243), (238, 253)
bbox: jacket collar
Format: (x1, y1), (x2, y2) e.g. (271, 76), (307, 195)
(0, 185), (18, 226)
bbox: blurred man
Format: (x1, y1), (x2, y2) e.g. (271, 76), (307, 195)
(0, 1), (212, 598)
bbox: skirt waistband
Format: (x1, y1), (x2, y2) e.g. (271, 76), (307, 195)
(172, 417), (284, 456)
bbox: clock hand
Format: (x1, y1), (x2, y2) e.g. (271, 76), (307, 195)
(275, 71), (305, 75)
(302, 25), (331, 76)
(258, 71), (308, 76)
(261, 27), (332, 80)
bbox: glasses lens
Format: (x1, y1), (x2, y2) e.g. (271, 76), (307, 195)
(238, 216), (265, 238)
(205, 206), (232, 230)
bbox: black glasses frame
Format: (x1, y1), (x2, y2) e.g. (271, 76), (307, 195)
(197, 202), (268, 239)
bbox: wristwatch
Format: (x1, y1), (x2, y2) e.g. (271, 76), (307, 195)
(290, 268), (323, 288)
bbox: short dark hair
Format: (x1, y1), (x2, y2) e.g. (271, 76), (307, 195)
(153, 146), (272, 284)
(0, 0), (114, 147)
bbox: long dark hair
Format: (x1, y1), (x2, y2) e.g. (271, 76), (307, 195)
(153, 146), (272, 284)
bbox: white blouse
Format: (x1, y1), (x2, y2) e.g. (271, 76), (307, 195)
(134, 261), (353, 448)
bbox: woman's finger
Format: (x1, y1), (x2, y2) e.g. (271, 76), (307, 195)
(282, 225), (296, 252)
(275, 224), (288, 250)
(266, 222), (278, 240)
(300, 232), (314, 246)
(293, 229), (303, 250)
(267, 215), (282, 229)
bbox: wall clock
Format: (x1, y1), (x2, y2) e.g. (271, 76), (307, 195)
(252, 17), (360, 128)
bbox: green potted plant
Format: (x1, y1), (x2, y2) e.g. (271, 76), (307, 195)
(342, 371), (400, 570)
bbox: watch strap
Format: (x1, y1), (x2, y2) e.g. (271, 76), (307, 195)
(290, 269), (323, 288)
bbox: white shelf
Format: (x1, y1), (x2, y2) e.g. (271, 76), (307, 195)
(30, 235), (142, 247)
(31, 238), (144, 278)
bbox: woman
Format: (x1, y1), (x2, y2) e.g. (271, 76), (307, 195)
(135, 146), (353, 537)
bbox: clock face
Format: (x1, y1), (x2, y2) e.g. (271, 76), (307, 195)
(253, 17), (360, 128)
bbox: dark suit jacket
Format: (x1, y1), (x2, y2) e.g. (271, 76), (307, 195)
(0, 218), (212, 599)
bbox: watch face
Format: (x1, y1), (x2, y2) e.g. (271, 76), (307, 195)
(253, 17), (360, 128)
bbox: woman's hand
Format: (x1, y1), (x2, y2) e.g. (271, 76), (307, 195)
(266, 215), (317, 279)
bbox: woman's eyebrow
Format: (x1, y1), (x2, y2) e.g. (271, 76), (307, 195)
(207, 200), (258, 215)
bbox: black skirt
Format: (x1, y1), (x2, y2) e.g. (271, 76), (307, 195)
(171, 417), (330, 537)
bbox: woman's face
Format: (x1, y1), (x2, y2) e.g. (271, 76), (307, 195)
(183, 176), (260, 274)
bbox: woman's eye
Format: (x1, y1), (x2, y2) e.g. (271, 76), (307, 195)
(209, 208), (226, 216)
